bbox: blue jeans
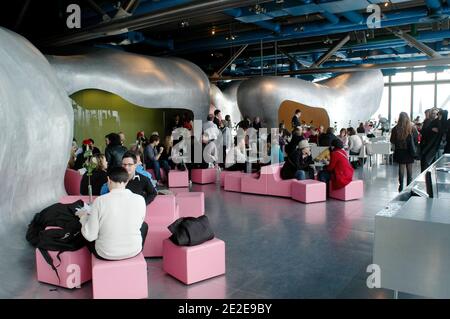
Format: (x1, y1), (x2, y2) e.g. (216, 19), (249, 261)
(149, 160), (171, 180)
(318, 170), (331, 184)
(294, 170), (307, 180)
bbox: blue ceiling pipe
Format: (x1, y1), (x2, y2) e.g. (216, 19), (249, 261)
(426, 0), (443, 11)
(223, 8), (281, 33)
(175, 6), (447, 53)
(340, 11), (365, 24)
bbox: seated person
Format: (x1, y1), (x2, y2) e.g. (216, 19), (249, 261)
(78, 167), (148, 261)
(318, 127), (337, 147)
(281, 140), (314, 180)
(225, 135), (247, 171)
(347, 127), (362, 156)
(134, 151), (157, 189)
(144, 134), (170, 185)
(318, 139), (354, 190)
(308, 127), (319, 144)
(73, 139), (101, 170)
(80, 154), (108, 196)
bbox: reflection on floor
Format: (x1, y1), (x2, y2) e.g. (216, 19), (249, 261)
(8, 162), (427, 299)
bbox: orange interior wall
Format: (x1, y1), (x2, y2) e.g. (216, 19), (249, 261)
(278, 100), (330, 129)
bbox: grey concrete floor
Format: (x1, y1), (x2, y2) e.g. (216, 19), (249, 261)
(3, 161), (426, 299)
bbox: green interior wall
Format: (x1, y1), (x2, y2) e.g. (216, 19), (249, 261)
(71, 89), (170, 152)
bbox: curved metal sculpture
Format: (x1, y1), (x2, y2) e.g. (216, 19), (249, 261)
(0, 27), (72, 296)
(47, 49), (210, 121)
(210, 82), (242, 126)
(236, 70), (384, 129)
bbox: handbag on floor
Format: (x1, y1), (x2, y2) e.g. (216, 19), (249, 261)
(168, 215), (215, 246)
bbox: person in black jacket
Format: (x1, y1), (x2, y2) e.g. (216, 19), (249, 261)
(318, 127), (337, 147)
(105, 133), (128, 171)
(281, 140), (314, 180)
(80, 154), (108, 196)
(285, 126), (305, 156)
(420, 108), (442, 171)
(122, 152), (157, 205)
(291, 109), (301, 130)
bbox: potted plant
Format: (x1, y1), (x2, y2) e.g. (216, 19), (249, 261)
(82, 146), (96, 204)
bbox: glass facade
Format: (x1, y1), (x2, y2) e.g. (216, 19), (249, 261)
(373, 68), (450, 125)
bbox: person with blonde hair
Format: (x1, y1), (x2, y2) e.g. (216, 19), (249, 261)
(391, 112), (417, 192)
(80, 154), (108, 195)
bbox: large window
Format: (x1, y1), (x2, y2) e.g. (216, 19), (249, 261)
(437, 83), (450, 112)
(391, 71), (411, 83)
(371, 86), (389, 120)
(391, 86), (411, 124)
(381, 68), (450, 124)
(413, 85), (435, 121)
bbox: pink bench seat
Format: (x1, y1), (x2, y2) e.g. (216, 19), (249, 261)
(59, 195), (97, 204)
(36, 247), (92, 289)
(291, 180), (326, 203)
(64, 169), (82, 195)
(265, 164), (295, 197)
(175, 192), (205, 218)
(168, 170), (189, 188)
(191, 168), (217, 184)
(329, 180), (364, 201)
(162, 238), (225, 285)
(91, 253), (148, 299)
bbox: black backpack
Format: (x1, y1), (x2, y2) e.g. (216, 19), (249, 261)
(26, 200), (88, 283)
(168, 215), (215, 246)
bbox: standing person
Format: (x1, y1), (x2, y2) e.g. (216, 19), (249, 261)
(118, 132), (126, 146)
(78, 167), (147, 261)
(213, 110), (224, 129)
(318, 139), (354, 190)
(203, 114), (221, 141)
(376, 114), (390, 136)
(390, 112), (417, 192)
(105, 133), (128, 170)
(357, 123), (365, 134)
(420, 108), (442, 171)
(422, 109), (431, 130)
(291, 109), (301, 130)
(223, 115), (233, 129)
(252, 117), (262, 131)
(281, 140), (314, 180)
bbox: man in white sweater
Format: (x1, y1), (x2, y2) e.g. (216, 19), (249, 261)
(78, 167), (148, 260)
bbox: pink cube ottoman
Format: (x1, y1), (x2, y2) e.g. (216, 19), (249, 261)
(168, 170), (189, 188)
(329, 180), (364, 201)
(36, 247), (92, 288)
(145, 195), (179, 227)
(91, 253), (148, 299)
(175, 192), (205, 218)
(162, 238), (226, 285)
(142, 225), (172, 257)
(191, 168), (217, 184)
(291, 180), (326, 203)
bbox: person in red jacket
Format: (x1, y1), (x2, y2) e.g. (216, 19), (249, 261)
(318, 138), (354, 190)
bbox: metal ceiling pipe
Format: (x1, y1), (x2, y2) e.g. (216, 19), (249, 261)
(388, 27), (442, 59)
(310, 34), (351, 68)
(216, 44), (249, 76)
(40, 0), (272, 47)
(277, 57), (450, 75)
